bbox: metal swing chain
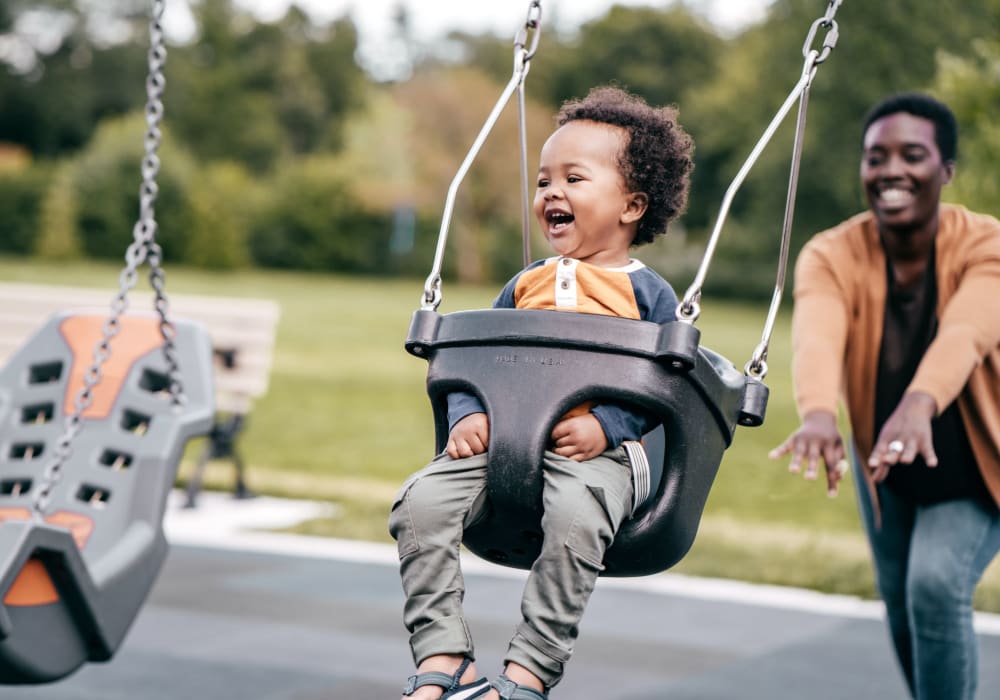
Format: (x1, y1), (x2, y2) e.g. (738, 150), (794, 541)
(420, 0), (542, 311)
(676, 0), (843, 380)
(32, 0), (181, 516)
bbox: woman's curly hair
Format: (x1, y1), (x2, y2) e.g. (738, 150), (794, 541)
(557, 85), (694, 246)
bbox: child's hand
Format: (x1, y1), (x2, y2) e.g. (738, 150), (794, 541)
(446, 412), (490, 459)
(551, 414), (607, 462)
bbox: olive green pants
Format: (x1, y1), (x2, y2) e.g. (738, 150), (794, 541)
(388, 448), (633, 689)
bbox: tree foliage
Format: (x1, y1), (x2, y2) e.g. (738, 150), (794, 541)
(676, 0), (1000, 296)
(0, 0), (997, 291)
(933, 40), (1000, 217)
(543, 6), (722, 109)
(36, 113), (198, 263)
(393, 67), (553, 284)
(165, 1), (366, 172)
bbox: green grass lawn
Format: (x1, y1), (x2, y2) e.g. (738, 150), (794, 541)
(3, 255), (998, 610)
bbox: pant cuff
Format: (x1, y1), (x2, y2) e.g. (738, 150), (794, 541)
(505, 623), (570, 688)
(410, 614), (475, 666)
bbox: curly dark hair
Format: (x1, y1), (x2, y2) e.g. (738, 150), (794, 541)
(556, 85), (694, 246)
(861, 92), (958, 162)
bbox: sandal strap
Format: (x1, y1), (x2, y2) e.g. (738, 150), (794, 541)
(492, 674), (548, 700)
(403, 658), (473, 696)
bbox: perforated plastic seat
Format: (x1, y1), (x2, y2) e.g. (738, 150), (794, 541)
(406, 308), (767, 577)
(0, 312), (214, 683)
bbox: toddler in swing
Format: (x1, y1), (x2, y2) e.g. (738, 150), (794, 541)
(390, 85), (694, 699)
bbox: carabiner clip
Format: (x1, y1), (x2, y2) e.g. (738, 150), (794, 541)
(514, 0), (543, 61)
(802, 17), (839, 65)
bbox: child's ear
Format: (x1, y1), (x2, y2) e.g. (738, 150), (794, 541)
(621, 192), (649, 224)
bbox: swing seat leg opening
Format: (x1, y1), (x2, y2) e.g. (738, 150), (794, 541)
(0, 521), (112, 685)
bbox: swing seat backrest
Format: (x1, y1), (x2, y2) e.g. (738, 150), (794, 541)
(0, 311), (214, 684)
(407, 308), (767, 577)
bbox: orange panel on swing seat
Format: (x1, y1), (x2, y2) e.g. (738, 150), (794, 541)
(58, 315), (164, 419)
(3, 561), (58, 607)
(0, 509), (94, 607)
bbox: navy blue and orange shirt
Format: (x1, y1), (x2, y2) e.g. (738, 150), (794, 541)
(447, 256), (678, 448)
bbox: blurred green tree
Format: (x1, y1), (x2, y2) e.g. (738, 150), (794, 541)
(36, 113), (199, 264)
(543, 5), (722, 109)
(166, 0), (366, 172)
(393, 67), (553, 285)
(934, 40), (1000, 218)
(0, 1), (152, 155)
(3, 0), (997, 288)
(682, 0), (999, 298)
(0, 162), (48, 255)
(248, 155), (391, 272)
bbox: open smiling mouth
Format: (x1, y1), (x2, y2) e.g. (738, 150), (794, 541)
(546, 211), (574, 233)
(877, 187), (914, 208)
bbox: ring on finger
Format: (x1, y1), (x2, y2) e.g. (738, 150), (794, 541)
(888, 439), (904, 454)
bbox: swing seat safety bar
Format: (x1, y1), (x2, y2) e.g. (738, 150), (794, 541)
(407, 309), (767, 576)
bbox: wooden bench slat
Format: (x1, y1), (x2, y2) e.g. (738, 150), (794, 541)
(0, 282), (279, 410)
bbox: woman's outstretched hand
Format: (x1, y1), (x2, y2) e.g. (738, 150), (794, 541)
(769, 410), (848, 497)
(867, 391), (938, 483)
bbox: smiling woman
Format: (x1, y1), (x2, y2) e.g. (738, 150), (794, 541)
(861, 113), (956, 243)
(772, 92), (1000, 700)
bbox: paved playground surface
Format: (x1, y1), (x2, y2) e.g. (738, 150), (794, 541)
(6, 492), (1000, 699)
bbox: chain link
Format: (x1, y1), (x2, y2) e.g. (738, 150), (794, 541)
(514, 1), (542, 64)
(32, 0), (180, 516)
(801, 0), (843, 66)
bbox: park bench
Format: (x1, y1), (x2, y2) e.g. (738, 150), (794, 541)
(0, 281), (280, 506)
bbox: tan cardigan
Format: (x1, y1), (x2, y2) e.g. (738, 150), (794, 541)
(791, 204), (1000, 506)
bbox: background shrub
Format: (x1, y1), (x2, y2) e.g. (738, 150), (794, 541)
(0, 164), (48, 255)
(38, 114), (199, 266)
(249, 156), (392, 273)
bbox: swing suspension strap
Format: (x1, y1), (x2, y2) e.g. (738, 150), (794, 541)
(31, 0), (182, 517)
(678, 0), (843, 380)
(421, 0), (543, 311)
(516, 4), (542, 269)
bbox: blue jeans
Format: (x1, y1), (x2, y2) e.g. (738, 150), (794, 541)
(853, 453), (1000, 699)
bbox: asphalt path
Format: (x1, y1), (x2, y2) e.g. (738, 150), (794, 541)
(5, 494), (1000, 699)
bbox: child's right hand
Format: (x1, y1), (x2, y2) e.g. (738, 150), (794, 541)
(446, 412), (490, 459)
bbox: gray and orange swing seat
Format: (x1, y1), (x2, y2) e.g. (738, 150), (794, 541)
(0, 312), (213, 684)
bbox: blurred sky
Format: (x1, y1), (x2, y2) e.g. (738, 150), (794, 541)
(164, 1), (774, 79)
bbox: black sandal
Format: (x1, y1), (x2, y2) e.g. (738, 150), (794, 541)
(492, 674), (548, 699)
(402, 658), (491, 699)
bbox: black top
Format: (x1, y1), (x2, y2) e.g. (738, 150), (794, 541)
(875, 247), (990, 505)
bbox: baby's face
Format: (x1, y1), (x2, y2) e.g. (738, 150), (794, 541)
(534, 120), (639, 268)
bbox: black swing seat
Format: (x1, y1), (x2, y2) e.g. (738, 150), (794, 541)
(0, 311), (213, 684)
(406, 308), (767, 577)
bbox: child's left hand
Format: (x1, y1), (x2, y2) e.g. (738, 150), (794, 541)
(551, 414), (608, 462)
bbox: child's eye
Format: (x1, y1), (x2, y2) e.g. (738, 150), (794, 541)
(537, 178), (549, 188)
(567, 175), (582, 183)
